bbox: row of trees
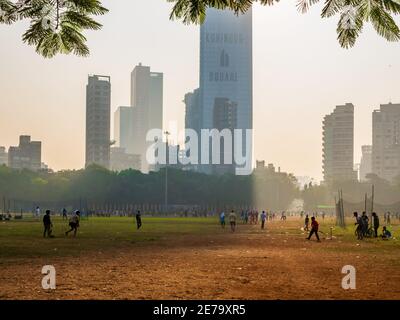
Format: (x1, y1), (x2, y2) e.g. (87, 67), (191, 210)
(2, 164), (398, 213)
(0, 164), (299, 211)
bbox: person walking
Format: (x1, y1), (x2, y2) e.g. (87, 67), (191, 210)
(43, 210), (53, 238)
(261, 211), (267, 229)
(229, 210), (237, 232)
(136, 210), (142, 230)
(66, 210), (80, 237)
(372, 212), (379, 238)
(306, 217), (320, 242)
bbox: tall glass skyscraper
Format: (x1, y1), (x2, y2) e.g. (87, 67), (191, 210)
(186, 8), (253, 174)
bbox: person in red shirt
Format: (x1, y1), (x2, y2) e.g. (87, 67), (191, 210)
(306, 217), (320, 242)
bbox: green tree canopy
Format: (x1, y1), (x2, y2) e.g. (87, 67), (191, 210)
(1, 0), (399, 58)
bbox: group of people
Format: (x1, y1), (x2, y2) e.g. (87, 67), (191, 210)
(220, 209), (322, 242)
(354, 211), (392, 240)
(238, 210), (292, 225)
(219, 210), (238, 232)
(42, 209), (81, 238)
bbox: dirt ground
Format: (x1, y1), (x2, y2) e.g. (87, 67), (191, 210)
(1, 221), (400, 300)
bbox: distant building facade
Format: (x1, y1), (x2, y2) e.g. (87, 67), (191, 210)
(85, 75), (111, 169)
(114, 106), (135, 154)
(359, 145), (372, 182)
(130, 63), (163, 173)
(184, 89), (201, 136)
(8, 135), (41, 171)
(213, 98), (237, 175)
(0, 146), (8, 166)
(184, 8), (253, 175)
(110, 147), (141, 172)
(372, 103), (400, 182)
(322, 103), (357, 182)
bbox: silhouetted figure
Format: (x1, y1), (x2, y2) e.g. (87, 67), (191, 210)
(372, 212), (379, 238)
(62, 208), (67, 220)
(136, 210), (142, 229)
(43, 210), (53, 238)
(361, 211), (369, 236)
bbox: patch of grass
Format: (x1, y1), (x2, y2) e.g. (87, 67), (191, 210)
(0, 216), (220, 260)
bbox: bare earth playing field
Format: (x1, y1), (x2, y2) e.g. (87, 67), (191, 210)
(0, 217), (399, 300)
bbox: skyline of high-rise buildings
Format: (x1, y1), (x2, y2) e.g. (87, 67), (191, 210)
(1, 8), (399, 183)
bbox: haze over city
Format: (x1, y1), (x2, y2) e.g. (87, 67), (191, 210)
(1, 0), (400, 181)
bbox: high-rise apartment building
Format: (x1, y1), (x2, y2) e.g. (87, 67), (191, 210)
(85, 75), (111, 169)
(372, 103), (400, 182)
(8, 135), (41, 171)
(322, 103), (357, 182)
(130, 63), (163, 172)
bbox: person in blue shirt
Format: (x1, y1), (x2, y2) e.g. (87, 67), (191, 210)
(220, 211), (225, 229)
(261, 211), (267, 230)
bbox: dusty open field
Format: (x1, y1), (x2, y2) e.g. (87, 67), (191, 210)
(0, 217), (399, 300)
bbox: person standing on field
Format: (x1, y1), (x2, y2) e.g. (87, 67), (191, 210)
(372, 212), (379, 238)
(62, 208), (67, 220)
(35, 206), (41, 218)
(304, 214), (310, 231)
(136, 210), (142, 230)
(354, 212), (363, 240)
(229, 210), (237, 232)
(220, 211), (226, 229)
(43, 210), (53, 238)
(261, 210), (267, 230)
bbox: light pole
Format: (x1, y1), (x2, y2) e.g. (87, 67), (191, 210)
(164, 131), (170, 214)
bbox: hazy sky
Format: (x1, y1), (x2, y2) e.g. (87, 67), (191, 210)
(1, 0), (399, 182)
